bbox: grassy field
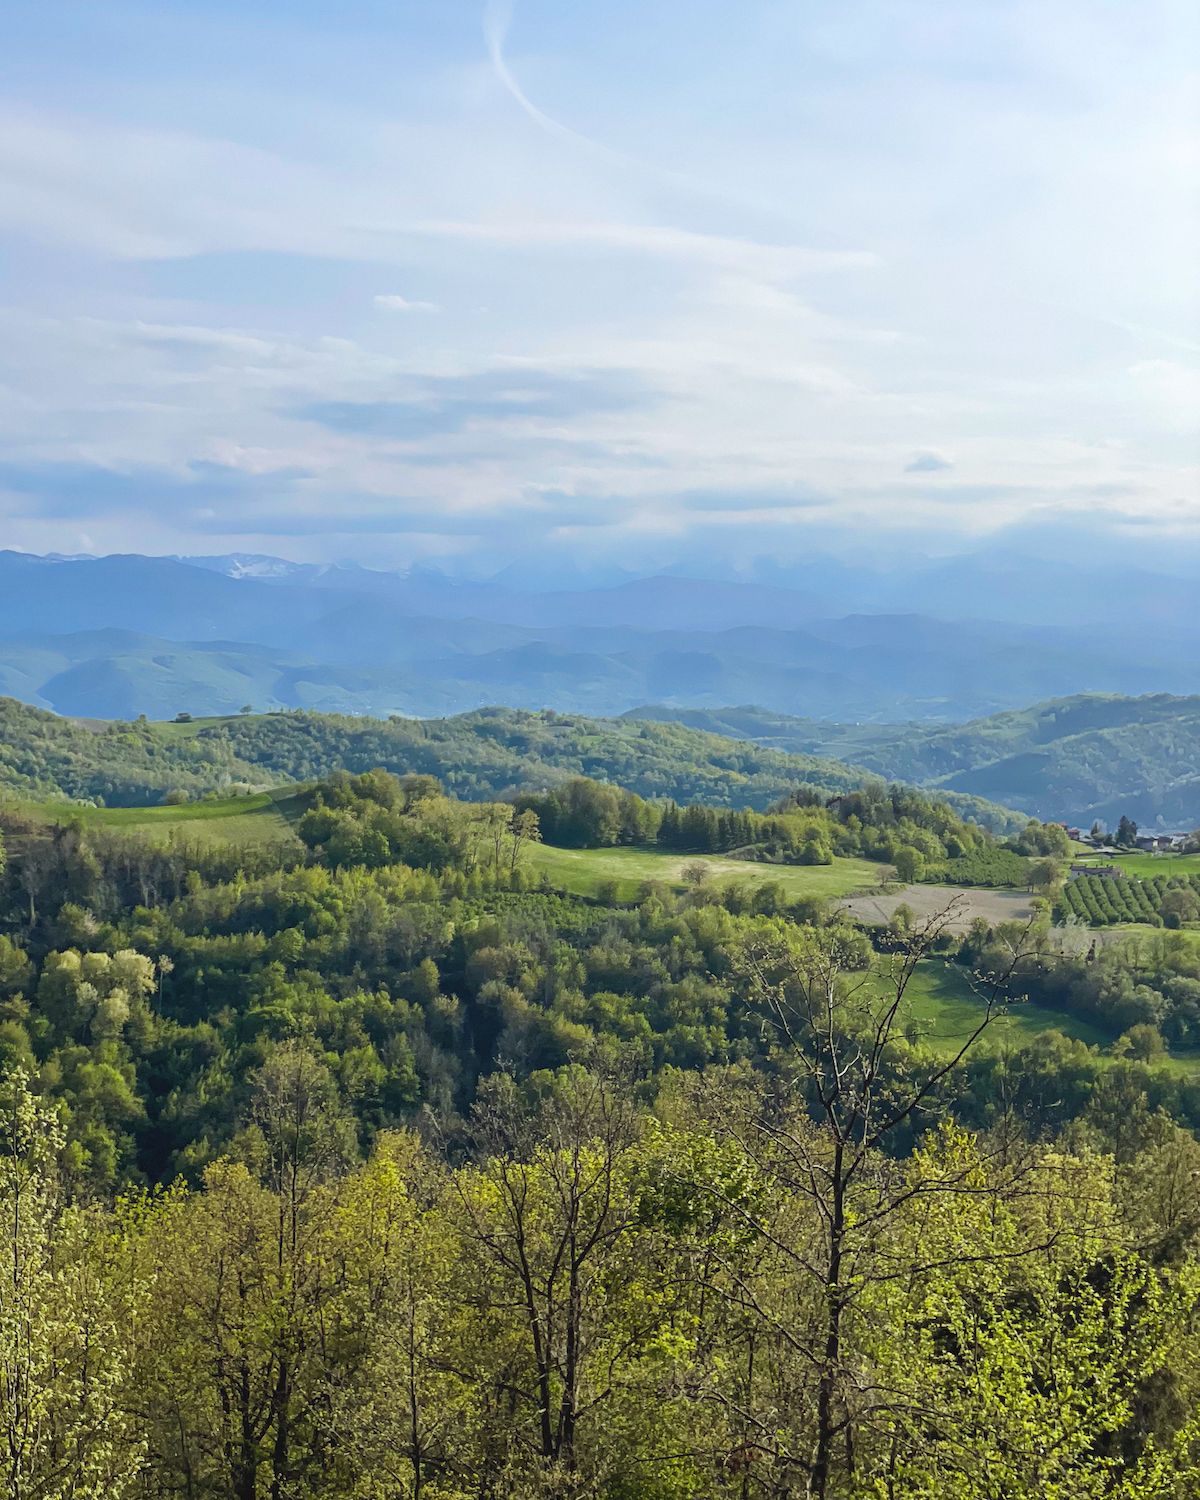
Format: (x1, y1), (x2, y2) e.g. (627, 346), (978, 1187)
(892, 961), (1109, 1054)
(841, 883), (1034, 933)
(894, 961), (1200, 1073)
(1070, 850), (1200, 878)
(25, 791), (302, 848)
(149, 714), (245, 742)
(529, 843), (886, 902)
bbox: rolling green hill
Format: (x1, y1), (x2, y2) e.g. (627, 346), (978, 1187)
(630, 694), (1200, 829)
(6, 686), (1193, 834)
(0, 698), (1023, 831)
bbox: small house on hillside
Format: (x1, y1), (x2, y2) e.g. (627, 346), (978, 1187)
(1135, 834), (1177, 853)
(1070, 863), (1124, 880)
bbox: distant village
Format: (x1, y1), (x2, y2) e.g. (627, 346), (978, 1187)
(1070, 829), (1191, 854)
(1063, 820), (1196, 880)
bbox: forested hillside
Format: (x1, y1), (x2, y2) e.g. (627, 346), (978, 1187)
(6, 685), (1196, 834)
(0, 697), (1022, 830)
(4, 768), (1200, 1496)
(634, 693), (1200, 827)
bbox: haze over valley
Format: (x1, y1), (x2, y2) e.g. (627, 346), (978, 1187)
(1, 542), (1195, 728)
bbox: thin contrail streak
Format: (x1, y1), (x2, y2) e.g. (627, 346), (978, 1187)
(482, 0), (628, 163)
(479, 1), (876, 259)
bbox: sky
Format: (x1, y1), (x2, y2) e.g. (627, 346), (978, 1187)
(0, 0), (1196, 575)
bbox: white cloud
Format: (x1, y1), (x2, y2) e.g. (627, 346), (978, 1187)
(905, 450), (954, 474)
(0, 0), (1194, 563)
(413, 219), (878, 279)
(0, 110), (338, 261)
(483, 0), (614, 159)
(1127, 360), (1200, 433)
(374, 294), (440, 313)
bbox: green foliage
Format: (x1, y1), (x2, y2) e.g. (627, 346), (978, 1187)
(1, 763), (1197, 1194)
(515, 776), (660, 847)
(0, 1070), (146, 1497)
(7, 1061), (1200, 1499)
(1011, 818), (1073, 857)
(516, 777), (994, 875)
(647, 693), (1200, 828)
(1, 697), (1025, 829)
(894, 845), (925, 882)
(932, 845), (1032, 888)
(3, 774), (1200, 1497)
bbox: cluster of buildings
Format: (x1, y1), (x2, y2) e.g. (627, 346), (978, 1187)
(1060, 824), (1194, 882)
(1070, 828), (1192, 854)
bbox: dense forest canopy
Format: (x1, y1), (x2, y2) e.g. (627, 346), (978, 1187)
(4, 766), (1200, 1497)
(0, 770), (1192, 1188)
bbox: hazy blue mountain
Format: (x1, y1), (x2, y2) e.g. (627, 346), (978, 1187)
(1, 617), (1190, 728)
(0, 552), (343, 646)
(0, 551), (1195, 727)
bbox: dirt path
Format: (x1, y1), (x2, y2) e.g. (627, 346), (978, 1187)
(838, 883), (1036, 931)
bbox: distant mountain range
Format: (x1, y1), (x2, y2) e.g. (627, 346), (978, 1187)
(0, 550), (1195, 825)
(0, 550), (1195, 724)
(631, 696), (1200, 830)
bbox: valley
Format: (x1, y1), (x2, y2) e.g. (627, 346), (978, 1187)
(4, 668), (1200, 1500)
(5, 0), (1197, 1485)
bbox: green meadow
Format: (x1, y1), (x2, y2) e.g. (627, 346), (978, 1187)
(527, 842), (886, 902)
(22, 791), (302, 848)
(894, 961), (1200, 1073)
(1071, 850), (1200, 878)
(892, 961), (1109, 1054)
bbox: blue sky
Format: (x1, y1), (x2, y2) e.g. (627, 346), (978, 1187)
(0, 0), (1196, 572)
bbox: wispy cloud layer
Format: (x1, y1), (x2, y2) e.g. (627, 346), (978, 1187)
(0, 0), (1194, 567)
(374, 294), (440, 313)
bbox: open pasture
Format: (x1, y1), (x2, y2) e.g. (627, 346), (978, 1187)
(839, 883), (1036, 932)
(18, 791), (303, 848)
(891, 961), (1109, 1054)
(528, 842), (886, 903)
(1070, 851), (1200, 878)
